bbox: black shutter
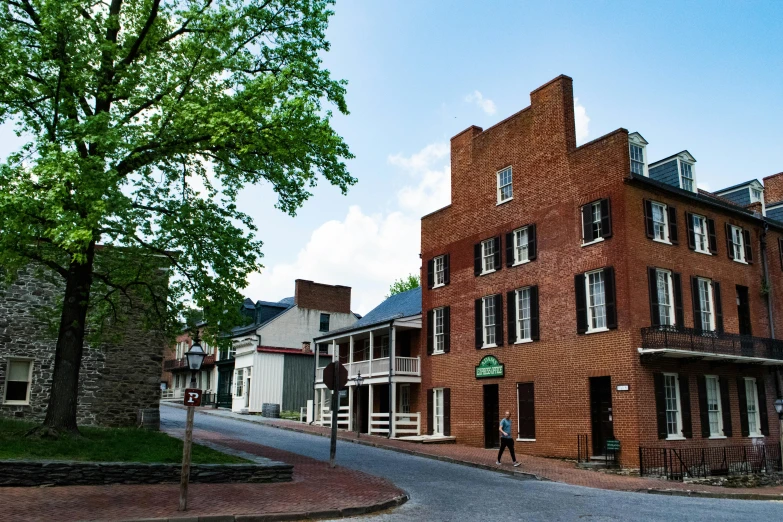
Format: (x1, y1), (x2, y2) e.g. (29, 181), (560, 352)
(737, 377), (749, 437)
(530, 285), (540, 341)
(493, 236), (502, 271)
(707, 218), (717, 254)
(600, 199), (612, 239)
(648, 267), (661, 327)
(507, 291), (516, 345)
(685, 212), (695, 250)
(427, 259), (434, 289)
(713, 281), (723, 333)
(643, 200), (654, 238)
(443, 306), (451, 353)
(672, 272), (684, 327)
(719, 377), (732, 437)
(427, 389), (434, 435)
(679, 374), (693, 438)
(426, 310), (434, 355)
(654, 373), (667, 439)
(474, 243), (481, 276)
(528, 224), (537, 261)
(743, 229), (753, 264)
(575, 274), (587, 334)
(581, 204), (593, 243)
(697, 376), (710, 438)
(505, 232), (514, 267)
(443, 388), (451, 436)
(475, 299), (483, 349)
(494, 293), (504, 346)
(517, 383), (535, 440)
(725, 223), (734, 260)
(443, 255), (450, 285)
(757, 377), (769, 436)
(668, 206), (679, 244)
(605, 267), (617, 329)
(691, 276), (703, 332)
(779, 238), (783, 270)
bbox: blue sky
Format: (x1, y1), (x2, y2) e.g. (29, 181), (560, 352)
(2, 1), (782, 313)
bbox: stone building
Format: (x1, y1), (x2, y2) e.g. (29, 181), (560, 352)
(0, 266), (167, 428)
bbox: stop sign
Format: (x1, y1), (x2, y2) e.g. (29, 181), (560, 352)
(322, 361), (348, 391)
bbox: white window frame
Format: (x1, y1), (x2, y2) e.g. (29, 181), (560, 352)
(679, 160), (696, 192)
(433, 307), (445, 354)
(692, 214), (711, 255)
(664, 372), (685, 440)
(697, 277), (716, 332)
(729, 225), (746, 263)
(630, 142), (646, 176)
(235, 368), (245, 397)
(481, 238), (496, 274)
(515, 287), (532, 343)
(744, 377), (763, 437)
(433, 255), (446, 287)
(379, 335), (390, 359)
(704, 375), (725, 438)
(655, 269), (675, 327)
(750, 187), (763, 203)
(482, 295), (497, 348)
(3, 357), (34, 405)
(497, 166), (513, 204)
(433, 388), (445, 435)
(651, 202), (670, 244)
(512, 226), (530, 265)
(400, 384), (411, 415)
(585, 269), (607, 333)
(590, 201), (603, 241)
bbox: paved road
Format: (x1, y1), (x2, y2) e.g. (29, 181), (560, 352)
(161, 406), (781, 521)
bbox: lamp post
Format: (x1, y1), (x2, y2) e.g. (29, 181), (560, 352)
(179, 334), (206, 511)
(355, 372), (364, 439)
(774, 398), (783, 472)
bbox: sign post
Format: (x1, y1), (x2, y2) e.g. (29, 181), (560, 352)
(322, 361), (348, 468)
(179, 387), (202, 510)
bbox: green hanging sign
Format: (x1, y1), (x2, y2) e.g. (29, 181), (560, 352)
(475, 355), (504, 379)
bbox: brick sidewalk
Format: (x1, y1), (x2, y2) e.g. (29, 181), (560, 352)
(188, 406), (783, 500)
(0, 426), (406, 522)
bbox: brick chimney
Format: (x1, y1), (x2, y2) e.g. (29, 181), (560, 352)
(302, 341), (312, 354)
(294, 279), (351, 314)
(763, 172), (783, 205)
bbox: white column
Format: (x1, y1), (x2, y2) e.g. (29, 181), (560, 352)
(348, 385), (354, 431)
(349, 335), (354, 364)
(369, 331), (374, 375)
(390, 326), (396, 372)
(390, 382), (397, 438)
(332, 339), (337, 362)
(368, 383), (374, 433)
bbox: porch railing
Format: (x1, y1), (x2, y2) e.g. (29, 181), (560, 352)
(639, 444), (782, 480)
(369, 412), (389, 435)
(393, 412), (421, 436)
(640, 326), (783, 361)
(319, 405), (349, 429)
(315, 366), (324, 382)
(315, 356), (422, 382)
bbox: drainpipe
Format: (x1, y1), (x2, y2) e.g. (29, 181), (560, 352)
(388, 320), (395, 439)
(761, 222), (775, 338)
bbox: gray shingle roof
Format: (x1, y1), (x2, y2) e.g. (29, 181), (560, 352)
(315, 287), (421, 339)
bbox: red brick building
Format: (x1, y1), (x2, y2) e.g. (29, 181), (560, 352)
(419, 75), (783, 468)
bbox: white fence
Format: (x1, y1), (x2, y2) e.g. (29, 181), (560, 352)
(319, 405), (350, 429)
(393, 412), (421, 436)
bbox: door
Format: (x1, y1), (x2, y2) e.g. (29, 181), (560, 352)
(590, 377), (614, 455)
(358, 385), (369, 433)
(483, 384), (500, 449)
(217, 368), (233, 407)
(399, 384), (411, 421)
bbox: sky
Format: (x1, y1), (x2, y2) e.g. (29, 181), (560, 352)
(1, 1), (782, 314)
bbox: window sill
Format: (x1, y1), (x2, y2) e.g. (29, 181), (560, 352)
(666, 435), (687, 441)
(432, 283), (445, 289)
(514, 339), (534, 345)
(653, 238), (672, 246)
(497, 197), (513, 206)
(708, 435), (727, 440)
(482, 344), (498, 349)
(749, 434), (765, 439)
(511, 259), (530, 267)
(694, 250), (712, 256)
(2, 401), (30, 406)
(585, 327), (610, 335)
(479, 269), (496, 276)
(431, 351), (446, 356)
(516, 438), (536, 442)
(581, 237), (605, 247)
(732, 259), (748, 265)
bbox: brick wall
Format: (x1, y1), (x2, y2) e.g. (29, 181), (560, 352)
(763, 172), (783, 204)
(295, 279), (352, 314)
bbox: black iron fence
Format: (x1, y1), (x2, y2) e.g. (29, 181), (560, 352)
(641, 326), (783, 361)
(200, 392), (217, 407)
(639, 444), (782, 480)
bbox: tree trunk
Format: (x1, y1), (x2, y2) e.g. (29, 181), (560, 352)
(39, 243), (96, 436)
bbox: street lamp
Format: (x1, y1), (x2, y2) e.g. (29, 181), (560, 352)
(355, 371), (364, 439)
(775, 398), (783, 471)
(185, 336), (206, 388)
(179, 333), (206, 512)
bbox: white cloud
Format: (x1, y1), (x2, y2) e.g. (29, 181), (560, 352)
(464, 90), (497, 115)
(245, 142), (451, 315)
(574, 97), (590, 145)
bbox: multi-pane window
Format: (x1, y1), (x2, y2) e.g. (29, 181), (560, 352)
(651, 203), (668, 242)
(319, 313), (330, 332)
(730, 225), (745, 262)
(433, 388), (445, 435)
(235, 368), (244, 396)
(705, 376), (723, 437)
(744, 378), (761, 436)
(513, 227), (529, 264)
(751, 188), (763, 202)
(664, 373), (682, 438)
(483, 296), (497, 346)
(434, 255), (445, 286)
(434, 308), (445, 354)
(400, 384), (411, 414)
(656, 270), (674, 326)
(698, 278), (715, 331)
(586, 270), (606, 331)
(481, 239), (496, 273)
(3, 359), (32, 404)
(680, 162), (695, 192)
(590, 202), (602, 240)
(630, 143), (645, 175)
(379, 335), (390, 358)
(516, 288), (532, 342)
(497, 167), (513, 203)
(692, 214), (709, 254)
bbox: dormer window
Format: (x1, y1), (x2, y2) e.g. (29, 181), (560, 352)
(680, 162), (695, 192)
(628, 132), (648, 176)
(751, 188), (763, 203)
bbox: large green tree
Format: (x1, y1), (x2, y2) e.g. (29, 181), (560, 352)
(0, 0), (354, 436)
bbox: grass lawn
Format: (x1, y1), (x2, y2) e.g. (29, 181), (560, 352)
(0, 418), (248, 464)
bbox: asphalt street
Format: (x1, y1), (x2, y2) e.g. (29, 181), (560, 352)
(161, 405), (782, 521)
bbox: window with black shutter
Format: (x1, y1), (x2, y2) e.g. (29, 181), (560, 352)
(443, 254), (450, 285)
(474, 243), (482, 276)
(757, 377), (769, 436)
(707, 218), (717, 254)
(507, 290), (516, 345)
(643, 200), (654, 239)
(427, 389), (434, 435)
(713, 281), (723, 333)
(601, 199), (612, 238)
(697, 375), (710, 438)
(691, 276), (703, 332)
(493, 236), (502, 271)
(654, 373), (668, 439)
(443, 306), (451, 353)
(517, 382), (535, 440)
(427, 259), (434, 289)
(528, 224), (537, 261)
(474, 299), (483, 349)
(737, 377), (750, 437)
(685, 211), (696, 250)
(647, 267), (661, 327)
(505, 232), (514, 267)
(426, 310), (434, 355)
(719, 377), (732, 437)
(672, 273), (684, 327)
(668, 206), (678, 244)
(679, 374), (693, 438)
(574, 274), (587, 334)
(494, 293), (504, 347)
(779, 237), (783, 271)
(530, 286), (540, 341)
(581, 199), (611, 244)
(443, 388), (451, 436)
(743, 229), (753, 263)
(604, 267), (617, 329)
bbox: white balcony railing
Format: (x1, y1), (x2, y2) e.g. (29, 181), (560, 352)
(315, 356), (421, 383)
(394, 412), (421, 436)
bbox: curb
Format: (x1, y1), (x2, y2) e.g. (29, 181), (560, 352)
(127, 494), (408, 522)
(640, 488), (783, 501)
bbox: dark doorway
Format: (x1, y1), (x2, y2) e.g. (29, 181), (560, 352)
(356, 385), (369, 434)
(217, 368), (233, 408)
(589, 377), (614, 455)
(737, 285), (752, 355)
(483, 384), (500, 449)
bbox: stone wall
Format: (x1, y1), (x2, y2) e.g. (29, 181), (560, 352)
(0, 460), (293, 486)
(0, 266), (166, 428)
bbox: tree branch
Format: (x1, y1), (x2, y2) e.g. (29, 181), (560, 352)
(156, 0), (213, 46)
(119, 0), (161, 67)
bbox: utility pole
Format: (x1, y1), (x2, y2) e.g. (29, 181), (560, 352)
(329, 361), (339, 468)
